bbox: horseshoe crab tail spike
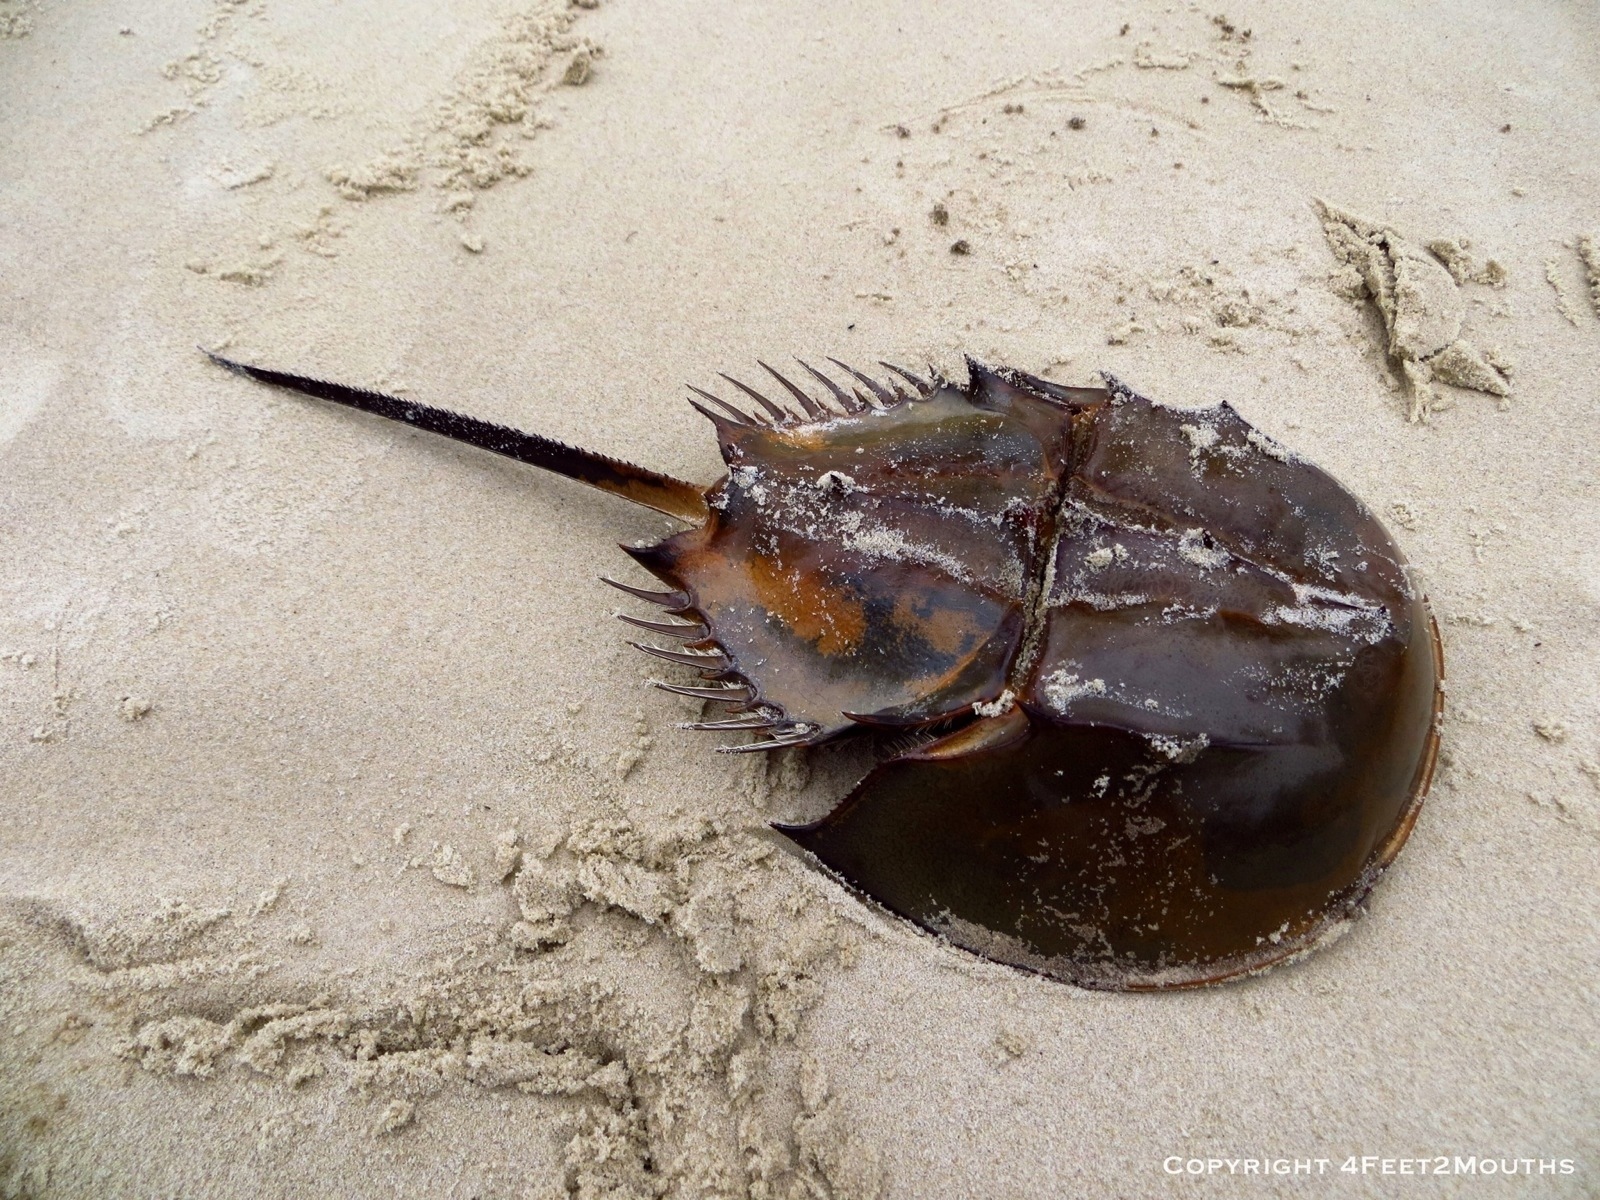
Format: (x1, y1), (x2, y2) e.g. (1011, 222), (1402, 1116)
(601, 577), (691, 610)
(794, 359), (863, 413)
(203, 350), (709, 523)
(687, 385), (762, 427)
(615, 613), (707, 640)
(720, 373), (805, 424)
(826, 358), (898, 407)
(680, 716), (778, 732)
(715, 726), (818, 754)
(686, 399), (743, 433)
(879, 361), (934, 398)
(628, 641), (731, 670)
(757, 361), (828, 418)
(652, 681), (753, 703)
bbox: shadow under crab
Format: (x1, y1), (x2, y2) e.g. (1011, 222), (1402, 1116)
(207, 350), (1443, 990)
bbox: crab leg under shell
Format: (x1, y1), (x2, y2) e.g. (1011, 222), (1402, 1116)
(205, 349), (1443, 991)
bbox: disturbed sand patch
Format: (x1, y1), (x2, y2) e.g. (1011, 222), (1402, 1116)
(1, 807), (883, 1200)
(1315, 199), (1511, 421)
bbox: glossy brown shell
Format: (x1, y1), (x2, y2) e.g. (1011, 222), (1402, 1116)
(628, 362), (1443, 990)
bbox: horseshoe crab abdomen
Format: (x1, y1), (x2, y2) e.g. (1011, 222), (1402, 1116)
(779, 376), (1441, 988)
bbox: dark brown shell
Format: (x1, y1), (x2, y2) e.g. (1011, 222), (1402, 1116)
(209, 351), (1443, 991)
(627, 362), (1442, 990)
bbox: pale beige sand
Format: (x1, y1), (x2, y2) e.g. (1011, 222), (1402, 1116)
(2, 1), (1597, 1197)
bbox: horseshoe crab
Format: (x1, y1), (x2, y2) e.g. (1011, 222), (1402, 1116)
(205, 351), (1443, 990)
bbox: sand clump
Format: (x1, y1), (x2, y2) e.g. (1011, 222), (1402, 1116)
(1424, 236), (1508, 289)
(138, 0), (603, 273)
(325, 155), (420, 202)
(1544, 255), (1584, 325)
(325, 2), (603, 227)
(1315, 199), (1511, 420)
(0, 0), (35, 39)
(184, 250), (283, 287)
(1578, 233), (1600, 318)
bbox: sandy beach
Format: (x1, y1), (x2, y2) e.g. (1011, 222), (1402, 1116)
(1, 0), (1596, 1195)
